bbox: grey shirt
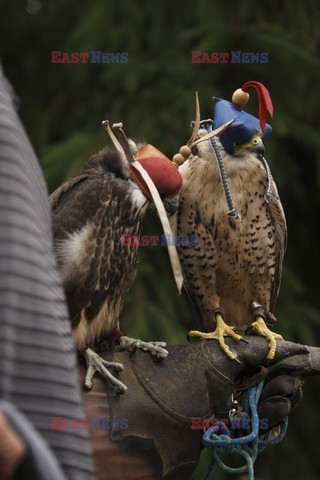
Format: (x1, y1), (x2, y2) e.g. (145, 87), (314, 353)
(0, 66), (95, 480)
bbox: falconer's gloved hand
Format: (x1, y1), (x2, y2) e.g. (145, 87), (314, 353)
(82, 336), (320, 480)
(233, 338), (320, 434)
(257, 373), (303, 432)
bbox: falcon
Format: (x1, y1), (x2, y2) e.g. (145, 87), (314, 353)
(50, 122), (182, 393)
(171, 82), (286, 361)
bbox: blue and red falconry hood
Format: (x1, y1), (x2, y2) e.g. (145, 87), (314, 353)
(213, 81), (273, 154)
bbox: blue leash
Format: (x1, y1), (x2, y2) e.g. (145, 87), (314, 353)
(207, 124), (240, 219)
(205, 121), (273, 218)
(202, 381), (288, 480)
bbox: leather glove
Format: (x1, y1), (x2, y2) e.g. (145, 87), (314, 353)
(80, 336), (320, 480)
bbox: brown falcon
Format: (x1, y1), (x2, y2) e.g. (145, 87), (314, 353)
(50, 124), (182, 393)
(171, 84), (286, 361)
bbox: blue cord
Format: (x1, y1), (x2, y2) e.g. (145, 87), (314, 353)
(207, 126), (240, 219)
(206, 123), (273, 214)
(202, 381), (288, 480)
(261, 156), (273, 201)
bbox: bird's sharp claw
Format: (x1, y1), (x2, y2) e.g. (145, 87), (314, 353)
(251, 318), (283, 360)
(188, 319), (241, 361)
(116, 384), (127, 395)
(116, 336), (168, 359)
(240, 337), (249, 344)
(84, 377), (93, 390)
(106, 361), (124, 372)
(83, 349), (127, 393)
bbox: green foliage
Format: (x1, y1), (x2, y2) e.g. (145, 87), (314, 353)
(1, 0), (320, 478)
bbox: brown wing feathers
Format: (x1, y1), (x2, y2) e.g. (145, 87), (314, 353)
(50, 150), (142, 332)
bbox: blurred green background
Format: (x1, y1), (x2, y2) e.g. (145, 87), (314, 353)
(1, 0), (320, 478)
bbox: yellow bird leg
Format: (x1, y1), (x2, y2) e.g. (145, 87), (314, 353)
(188, 313), (242, 361)
(251, 316), (283, 360)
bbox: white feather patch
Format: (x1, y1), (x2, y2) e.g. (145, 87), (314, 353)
(55, 223), (92, 267)
(129, 180), (149, 212)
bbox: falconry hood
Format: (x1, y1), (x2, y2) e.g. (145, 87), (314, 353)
(130, 144), (182, 202)
(101, 120), (182, 201)
(213, 81), (273, 154)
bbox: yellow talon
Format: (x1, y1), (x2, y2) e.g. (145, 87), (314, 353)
(251, 317), (283, 360)
(188, 314), (242, 361)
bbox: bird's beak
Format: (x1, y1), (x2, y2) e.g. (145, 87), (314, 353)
(242, 134), (265, 157)
(161, 196), (179, 216)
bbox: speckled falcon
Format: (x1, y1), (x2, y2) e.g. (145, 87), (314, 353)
(171, 83), (286, 361)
